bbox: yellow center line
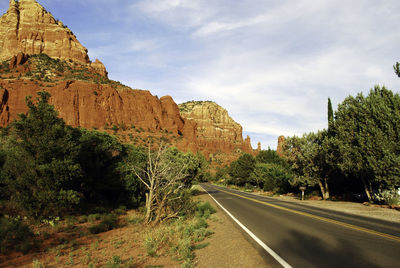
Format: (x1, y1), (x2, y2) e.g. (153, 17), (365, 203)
(212, 185), (400, 243)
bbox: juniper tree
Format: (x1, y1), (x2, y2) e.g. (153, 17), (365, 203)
(334, 86), (400, 200)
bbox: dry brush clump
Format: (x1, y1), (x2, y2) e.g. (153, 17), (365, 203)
(142, 201), (216, 267)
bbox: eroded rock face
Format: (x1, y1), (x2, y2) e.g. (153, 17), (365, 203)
(0, 80), (192, 137)
(90, 59), (108, 78)
(179, 101), (254, 156)
(0, 0), (89, 63)
(0, 0), (107, 77)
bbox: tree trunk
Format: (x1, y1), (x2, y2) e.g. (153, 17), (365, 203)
(145, 190), (153, 223)
(361, 178), (372, 202)
(324, 178), (330, 200)
(154, 196), (167, 225)
(318, 180), (327, 200)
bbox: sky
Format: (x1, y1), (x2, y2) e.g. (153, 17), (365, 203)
(2, 0), (400, 149)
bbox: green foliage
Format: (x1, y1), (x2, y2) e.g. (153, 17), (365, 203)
(88, 214), (118, 234)
(1, 91), (83, 218)
(228, 153), (256, 186)
(77, 129), (128, 206)
(118, 145), (147, 207)
(256, 149), (287, 166)
(0, 60), (10, 73)
(106, 255), (122, 268)
(374, 188), (400, 206)
(334, 86), (400, 199)
(87, 213), (102, 222)
(250, 163), (292, 193)
(394, 62), (400, 78)
(283, 85), (400, 201)
(196, 202), (216, 218)
(0, 91), (148, 218)
(328, 97), (334, 133)
(284, 131), (334, 199)
(0, 217), (34, 254)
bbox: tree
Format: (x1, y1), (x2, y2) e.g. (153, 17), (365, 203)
(2, 91), (82, 218)
(334, 86), (400, 201)
(256, 149), (286, 165)
(118, 144), (147, 208)
(250, 162), (292, 193)
(283, 131), (332, 199)
(327, 97), (334, 134)
(129, 143), (195, 224)
(394, 62), (400, 78)
(228, 153), (256, 186)
(78, 129), (127, 205)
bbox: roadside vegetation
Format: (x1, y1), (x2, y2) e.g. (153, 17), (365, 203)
(214, 64), (400, 206)
(0, 91), (214, 267)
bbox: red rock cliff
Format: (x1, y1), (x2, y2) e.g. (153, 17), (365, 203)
(0, 79), (194, 139)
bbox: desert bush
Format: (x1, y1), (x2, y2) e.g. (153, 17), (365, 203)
(106, 255), (122, 268)
(78, 215), (88, 223)
(87, 213), (102, 222)
(112, 206), (127, 216)
(196, 202), (216, 219)
(144, 228), (168, 257)
(128, 214), (144, 225)
(0, 217), (34, 254)
(374, 188), (400, 206)
(88, 214), (118, 234)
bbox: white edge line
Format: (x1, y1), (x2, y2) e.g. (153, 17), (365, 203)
(201, 185), (293, 268)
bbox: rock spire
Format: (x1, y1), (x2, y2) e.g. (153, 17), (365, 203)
(0, 0), (107, 76)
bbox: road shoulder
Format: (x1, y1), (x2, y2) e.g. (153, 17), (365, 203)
(194, 187), (270, 268)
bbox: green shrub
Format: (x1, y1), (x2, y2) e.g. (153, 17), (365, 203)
(88, 224), (107, 234)
(88, 213), (102, 222)
(106, 255), (122, 268)
(78, 215), (88, 223)
(88, 214), (118, 234)
(0, 217), (34, 254)
(112, 207), (126, 216)
(375, 189), (400, 205)
(196, 202), (216, 219)
(128, 215), (144, 225)
(177, 237), (194, 261)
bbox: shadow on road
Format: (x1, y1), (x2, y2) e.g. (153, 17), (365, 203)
(277, 229), (381, 268)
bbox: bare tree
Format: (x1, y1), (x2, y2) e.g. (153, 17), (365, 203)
(130, 143), (189, 224)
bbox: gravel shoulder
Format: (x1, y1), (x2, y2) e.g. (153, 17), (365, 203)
(194, 187), (270, 268)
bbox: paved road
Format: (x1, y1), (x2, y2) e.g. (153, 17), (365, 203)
(200, 183), (400, 268)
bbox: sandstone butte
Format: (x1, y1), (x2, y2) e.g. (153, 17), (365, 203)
(0, 0), (258, 163)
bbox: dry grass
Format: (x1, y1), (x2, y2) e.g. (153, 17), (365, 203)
(0, 203), (216, 268)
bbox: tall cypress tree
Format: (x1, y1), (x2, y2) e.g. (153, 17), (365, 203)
(327, 97), (334, 134)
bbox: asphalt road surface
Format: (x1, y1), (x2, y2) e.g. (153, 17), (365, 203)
(200, 183), (400, 268)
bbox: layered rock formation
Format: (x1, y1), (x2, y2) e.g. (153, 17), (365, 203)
(0, 80), (195, 139)
(179, 101), (254, 156)
(0, 0), (107, 76)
